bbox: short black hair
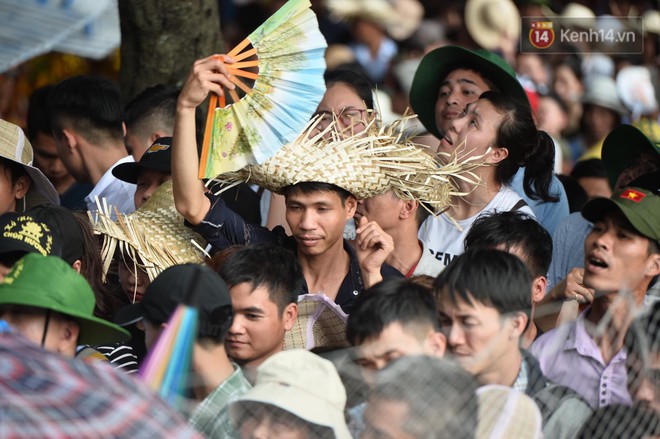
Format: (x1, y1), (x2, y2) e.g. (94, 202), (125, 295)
(347, 278), (439, 346)
(369, 356), (479, 439)
(48, 76), (124, 144)
(464, 211), (552, 278)
(324, 69), (374, 109)
(124, 85), (179, 136)
(571, 158), (609, 180)
(26, 85), (54, 140)
(218, 243), (303, 314)
(433, 248), (532, 320)
(557, 174), (589, 213)
(282, 182), (354, 206)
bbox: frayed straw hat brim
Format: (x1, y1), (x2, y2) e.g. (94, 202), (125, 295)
(212, 115), (483, 215)
(91, 180), (208, 282)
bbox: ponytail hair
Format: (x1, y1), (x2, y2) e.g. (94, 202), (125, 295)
(479, 91), (559, 202)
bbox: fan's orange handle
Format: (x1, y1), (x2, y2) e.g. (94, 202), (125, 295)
(200, 91), (224, 179)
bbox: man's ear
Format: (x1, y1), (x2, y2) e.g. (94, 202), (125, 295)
(400, 200), (416, 220)
(13, 175), (30, 201)
(283, 303), (298, 331)
(426, 330), (447, 358)
(60, 129), (78, 152)
(345, 196), (357, 218)
(532, 276), (547, 304)
(58, 320), (80, 355)
(149, 130), (170, 144)
(509, 312), (528, 338)
(71, 260), (82, 273)
(645, 253), (660, 278)
(488, 146), (509, 165)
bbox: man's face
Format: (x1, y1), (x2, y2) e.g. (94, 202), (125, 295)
(134, 169), (171, 209)
(355, 191), (402, 234)
(439, 100), (504, 159)
(362, 397), (415, 439)
(225, 282), (296, 369)
(32, 133), (71, 184)
(583, 210), (659, 295)
(286, 190), (356, 257)
(141, 319), (163, 351)
(353, 322), (445, 373)
(439, 291), (520, 381)
(434, 69), (491, 138)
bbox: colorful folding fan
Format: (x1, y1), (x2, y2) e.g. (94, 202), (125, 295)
(199, 0), (327, 178)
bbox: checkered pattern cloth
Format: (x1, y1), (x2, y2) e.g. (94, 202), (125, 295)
(0, 331), (202, 438)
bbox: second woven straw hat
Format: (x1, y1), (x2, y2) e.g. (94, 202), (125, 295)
(91, 180), (208, 282)
(213, 118), (480, 214)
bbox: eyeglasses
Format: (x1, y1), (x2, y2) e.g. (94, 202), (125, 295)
(312, 107), (372, 132)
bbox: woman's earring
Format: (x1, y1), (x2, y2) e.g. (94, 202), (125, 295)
(22, 196), (26, 213)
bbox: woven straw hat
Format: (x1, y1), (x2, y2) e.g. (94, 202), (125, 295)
(91, 180), (208, 282)
(465, 0), (521, 51)
(213, 117), (481, 215)
(284, 293), (349, 351)
(325, 0), (424, 41)
(0, 119), (59, 208)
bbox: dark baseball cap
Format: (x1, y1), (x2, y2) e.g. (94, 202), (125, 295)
(115, 263), (233, 340)
(601, 125), (660, 189)
(0, 212), (62, 258)
(113, 137), (172, 184)
(582, 172), (660, 241)
(26, 204), (84, 265)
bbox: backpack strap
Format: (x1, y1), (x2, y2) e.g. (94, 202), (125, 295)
(510, 199), (529, 212)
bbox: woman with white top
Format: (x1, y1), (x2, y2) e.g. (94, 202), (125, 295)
(419, 91), (556, 269)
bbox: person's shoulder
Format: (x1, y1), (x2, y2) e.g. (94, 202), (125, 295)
(530, 321), (576, 357)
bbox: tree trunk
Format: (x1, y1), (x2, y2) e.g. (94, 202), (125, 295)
(118, 0), (223, 104)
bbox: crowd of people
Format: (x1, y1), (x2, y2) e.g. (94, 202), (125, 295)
(0, 0), (659, 437)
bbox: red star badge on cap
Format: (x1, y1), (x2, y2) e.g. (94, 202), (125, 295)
(620, 189), (646, 203)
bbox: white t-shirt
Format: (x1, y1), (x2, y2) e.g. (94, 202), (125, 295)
(85, 156), (136, 219)
(418, 185), (535, 270)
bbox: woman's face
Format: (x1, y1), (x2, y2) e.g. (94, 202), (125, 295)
(312, 82), (370, 139)
(117, 257), (150, 303)
(438, 99), (505, 161)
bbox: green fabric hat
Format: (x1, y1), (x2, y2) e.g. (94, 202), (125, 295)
(582, 186), (660, 241)
(0, 253), (129, 345)
(601, 124), (660, 189)
(409, 45), (530, 138)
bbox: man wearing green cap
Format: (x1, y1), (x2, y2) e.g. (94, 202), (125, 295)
(543, 125), (660, 325)
(531, 179), (660, 409)
(0, 253), (129, 357)
(409, 45), (569, 235)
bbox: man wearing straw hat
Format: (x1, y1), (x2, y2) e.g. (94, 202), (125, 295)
(172, 55), (408, 313)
